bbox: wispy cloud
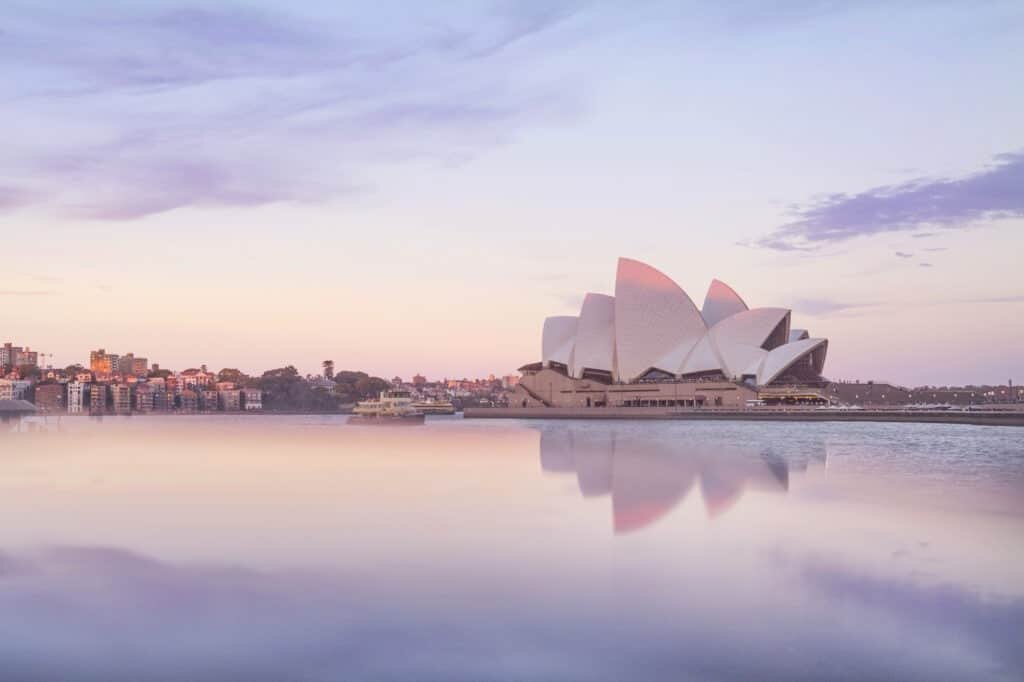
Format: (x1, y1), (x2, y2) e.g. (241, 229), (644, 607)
(923, 246), (948, 252)
(758, 151), (1024, 250)
(967, 295), (1024, 304)
(894, 251), (913, 258)
(0, 289), (57, 296)
(919, 262), (934, 268)
(790, 298), (866, 316)
(0, 2), (588, 220)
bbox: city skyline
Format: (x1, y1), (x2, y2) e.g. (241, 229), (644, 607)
(2, 2), (1022, 386)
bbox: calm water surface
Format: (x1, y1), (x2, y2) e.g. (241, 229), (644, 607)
(2, 416), (1023, 681)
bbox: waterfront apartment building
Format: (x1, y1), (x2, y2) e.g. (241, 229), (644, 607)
(67, 382), (86, 414)
(34, 384), (64, 412)
(135, 384), (155, 412)
(0, 380), (31, 401)
(89, 384), (107, 414)
(180, 389), (198, 412)
(110, 384), (131, 415)
(219, 389), (242, 412)
(200, 389), (219, 412)
(243, 388), (263, 411)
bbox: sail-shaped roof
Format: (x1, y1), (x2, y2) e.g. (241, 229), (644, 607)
(541, 316), (577, 368)
(570, 293), (616, 378)
(701, 279), (749, 327)
(758, 338), (828, 385)
(708, 308), (790, 379)
(613, 258), (706, 382)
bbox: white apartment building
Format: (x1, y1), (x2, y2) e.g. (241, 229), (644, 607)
(67, 382), (87, 414)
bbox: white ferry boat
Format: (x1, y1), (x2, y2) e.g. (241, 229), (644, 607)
(411, 399), (456, 415)
(350, 389), (425, 424)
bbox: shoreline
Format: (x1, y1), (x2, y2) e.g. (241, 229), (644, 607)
(463, 406), (1024, 427)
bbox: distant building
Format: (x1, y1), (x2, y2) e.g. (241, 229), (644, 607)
(90, 349), (114, 377)
(0, 343), (15, 368)
(89, 384), (107, 414)
(131, 356), (148, 376)
(34, 384), (65, 413)
(0, 380), (32, 401)
(135, 384), (155, 412)
(243, 388), (263, 411)
(308, 376), (336, 392)
(153, 389), (171, 412)
(219, 389), (242, 412)
(181, 368), (215, 390)
(179, 389), (198, 412)
(200, 389), (219, 412)
(14, 347), (38, 368)
(117, 353), (148, 377)
(67, 382), (87, 414)
(110, 384), (131, 414)
(1, 343), (37, 369)
(412, 374), (427, 386)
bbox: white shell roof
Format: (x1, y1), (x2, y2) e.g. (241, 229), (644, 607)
(788, 329), (810, 343)
(614, 258), (706, 382)
(570, 293), (616, 378)
(541, 315), (577, 367)
(708, 308), (790, 378)
(533, 259), (828, 386)
(758, 338), (828, 385)
(701, 279), (749, 328)
(679, 333), (722, 376)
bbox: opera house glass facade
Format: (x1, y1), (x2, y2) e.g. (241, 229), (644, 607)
(515, 258), (829, 409)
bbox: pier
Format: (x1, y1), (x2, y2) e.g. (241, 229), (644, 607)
(463, 406), (1024, 427)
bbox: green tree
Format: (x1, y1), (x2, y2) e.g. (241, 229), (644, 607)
(258, 366), (341, 412)
(217, 368), (252, 387)
(322, 360), (335, 380)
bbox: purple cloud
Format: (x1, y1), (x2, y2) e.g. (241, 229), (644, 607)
(759, 151), (1024, 250)
(894, 251), (913, 258)
(0, 3), (587, 220)
(919, 262), (934, 268)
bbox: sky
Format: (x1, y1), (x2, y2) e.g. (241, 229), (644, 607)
(1, 0), (1022, 386)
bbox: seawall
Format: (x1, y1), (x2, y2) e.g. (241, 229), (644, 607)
(463, 407), (1024, 427)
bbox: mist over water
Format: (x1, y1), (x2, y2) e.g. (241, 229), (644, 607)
(2, 416), (1022, 681)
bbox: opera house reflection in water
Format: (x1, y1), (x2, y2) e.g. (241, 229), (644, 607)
(537, 425), (826, 532)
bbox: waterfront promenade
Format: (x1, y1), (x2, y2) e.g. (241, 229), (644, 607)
(464, 406), (1024, 427)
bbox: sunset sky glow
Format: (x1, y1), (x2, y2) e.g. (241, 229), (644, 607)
(2, 1), (1022, 385)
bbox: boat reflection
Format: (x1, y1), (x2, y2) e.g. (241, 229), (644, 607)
(539, 426), (825, 532)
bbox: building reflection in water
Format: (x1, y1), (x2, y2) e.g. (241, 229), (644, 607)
(538, 426), (826, 532)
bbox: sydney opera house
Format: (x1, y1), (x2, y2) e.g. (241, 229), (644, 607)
(513, 258), (829, 409)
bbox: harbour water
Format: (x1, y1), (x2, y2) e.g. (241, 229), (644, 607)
(1, 416), (1022, 681)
